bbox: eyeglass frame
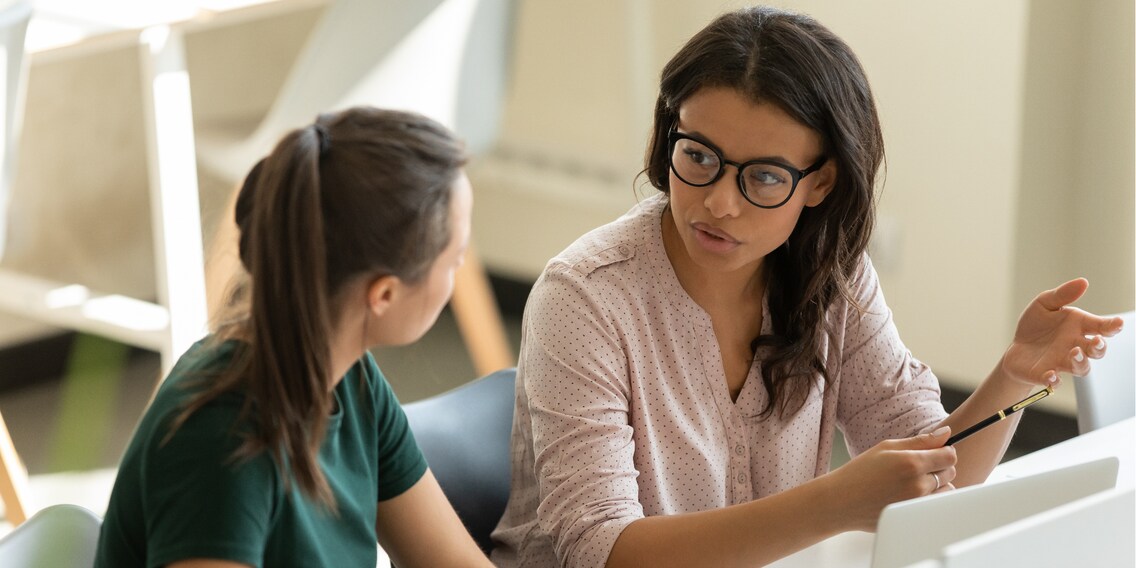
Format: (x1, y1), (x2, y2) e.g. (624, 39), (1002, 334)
(667, 129), (827, 209)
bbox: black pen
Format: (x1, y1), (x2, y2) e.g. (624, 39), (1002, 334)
(945, 386), (1054, 446)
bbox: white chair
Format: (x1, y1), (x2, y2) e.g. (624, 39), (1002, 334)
(0, 11), (208, 377)
(195, 0), (516, 376)
(1074, 310), (1135, 434)
(0, 503), (102, 567)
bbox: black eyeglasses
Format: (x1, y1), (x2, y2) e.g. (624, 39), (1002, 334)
(667, 130), (827, 209)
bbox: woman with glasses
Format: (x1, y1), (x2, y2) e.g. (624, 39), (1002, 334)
(490, 6), (1123, 568)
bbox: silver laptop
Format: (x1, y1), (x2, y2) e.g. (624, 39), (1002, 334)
(870, 457), (1119, 568)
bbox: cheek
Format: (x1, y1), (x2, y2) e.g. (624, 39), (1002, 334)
(667, 175), (695, 213)
(422, 268), (457, 321)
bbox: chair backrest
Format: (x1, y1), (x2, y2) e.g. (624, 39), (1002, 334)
(1074, 310), (1135, 434)
(0, 0), (31, 259)
(0, 504), (103, 568)
(215, 0), (514, 182)
(402, 368), (515, 554)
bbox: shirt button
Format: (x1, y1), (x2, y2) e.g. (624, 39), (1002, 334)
(734, 445), (745, 456)
(618, 245), (630, 256)
(737, 472), (747, 484)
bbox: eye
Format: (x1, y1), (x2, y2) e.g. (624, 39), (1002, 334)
(744, 165), (790, 186)
(682, 148), (718, 169)
(675, 138), (720, 168)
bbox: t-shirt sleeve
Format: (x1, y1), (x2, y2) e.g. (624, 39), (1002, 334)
(365, 355), (429, 501)
(142, 404), (279, 568)
(835, 254), (949, 455)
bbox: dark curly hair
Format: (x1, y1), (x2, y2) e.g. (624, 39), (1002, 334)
(643, 6), (885, 418)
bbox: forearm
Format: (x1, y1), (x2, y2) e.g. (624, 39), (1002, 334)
(939, 357), (1034, 486)
(376, 471), (493, 568)
(605, 475), (844, 568)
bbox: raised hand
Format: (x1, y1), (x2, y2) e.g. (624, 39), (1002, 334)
(1001, 278), (1125, 388)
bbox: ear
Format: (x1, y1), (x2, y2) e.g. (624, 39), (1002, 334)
(366, 275), (402, 317)
(804, 160), (837, 207)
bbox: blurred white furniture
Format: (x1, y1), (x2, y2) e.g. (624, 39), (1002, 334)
(0, 0), (37, 528)
(769, 417), (1136, 567)
(870, 457), (1117, 568)
(0, 5), (208, 377)
(938, 487), (1134, 567)
(195, 0), (516, 376)
(1074, 310), (1135, 433)
(0, 503), (102, 567)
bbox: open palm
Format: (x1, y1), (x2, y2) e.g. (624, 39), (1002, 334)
(1002, 278), (1125, 386)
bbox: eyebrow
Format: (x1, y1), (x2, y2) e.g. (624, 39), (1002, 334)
(676, 128), (807, 169)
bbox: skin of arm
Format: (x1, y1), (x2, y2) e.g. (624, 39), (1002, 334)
(375, 469), (494, 568)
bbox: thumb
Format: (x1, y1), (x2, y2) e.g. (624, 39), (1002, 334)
(898, 426), (951, 449)
(1038, 278), (1088, 311)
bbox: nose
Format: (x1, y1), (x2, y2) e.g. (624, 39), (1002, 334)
(702, 167), (744, 219)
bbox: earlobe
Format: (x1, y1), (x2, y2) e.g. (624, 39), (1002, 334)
(367, 275), (401, 317)
(805, 162), (837, 207)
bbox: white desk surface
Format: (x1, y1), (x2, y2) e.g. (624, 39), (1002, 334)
(769, 417), (1136, 568)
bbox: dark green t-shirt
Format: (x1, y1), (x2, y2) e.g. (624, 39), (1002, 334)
(95, 338), (428, 568)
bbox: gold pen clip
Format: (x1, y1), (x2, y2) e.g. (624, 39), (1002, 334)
(1010, 385), (1054, 413)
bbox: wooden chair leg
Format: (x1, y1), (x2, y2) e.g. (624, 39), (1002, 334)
(450, 245), (514, 376)
(0, 409), (29, 526)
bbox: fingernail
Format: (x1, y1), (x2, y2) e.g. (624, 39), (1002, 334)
(1095, 337), (1106, 350)
(1073, 349), (1085, 362)
(1048, 372), (1058, 384)
(932, 426), (950, 437)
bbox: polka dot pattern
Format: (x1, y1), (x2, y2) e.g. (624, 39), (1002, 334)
(490, 194), (947, 568)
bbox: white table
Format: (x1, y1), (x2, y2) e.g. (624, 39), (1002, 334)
(769, 417), (1136, 567)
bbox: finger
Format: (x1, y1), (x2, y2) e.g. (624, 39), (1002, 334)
(1069, 346), (1092, 377)
(939, 465), (958, 486)
(1080, 314), (1126, 338)
(1036, 278), (1089, 312)
(922, 446), (958, 473)
(1041, 370), (1061, 387)
(1083, 334), (1108, 359)
(883, 426), (951, 451)
(933, 482), (956, 494)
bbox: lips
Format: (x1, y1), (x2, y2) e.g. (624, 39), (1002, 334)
(692, 222), (739, 244)
(690, 222), (741, 254)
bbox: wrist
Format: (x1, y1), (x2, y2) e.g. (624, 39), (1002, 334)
(808, 470), (855, 536)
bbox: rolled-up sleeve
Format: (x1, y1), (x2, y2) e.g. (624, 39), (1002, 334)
(523, 265), (644, 567)
(835, 256), (948, 455)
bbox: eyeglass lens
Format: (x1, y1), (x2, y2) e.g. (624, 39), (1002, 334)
(671, 136), (795, 207)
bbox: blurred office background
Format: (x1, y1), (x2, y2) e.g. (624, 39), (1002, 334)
(0, 0), (1131, 522)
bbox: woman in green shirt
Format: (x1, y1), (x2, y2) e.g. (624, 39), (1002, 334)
(96, 107), (493, 568)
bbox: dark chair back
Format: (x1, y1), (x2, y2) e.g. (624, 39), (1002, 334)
(403, 368), (516, 553)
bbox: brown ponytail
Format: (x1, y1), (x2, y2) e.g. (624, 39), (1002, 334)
(171, 107), (466, 509)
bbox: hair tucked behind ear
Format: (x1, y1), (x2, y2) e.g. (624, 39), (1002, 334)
(170, 107), (466, 509)
(642, 6), (884, 418)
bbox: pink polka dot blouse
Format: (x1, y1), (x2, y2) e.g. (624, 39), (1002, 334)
(490, 193), (947, 568)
